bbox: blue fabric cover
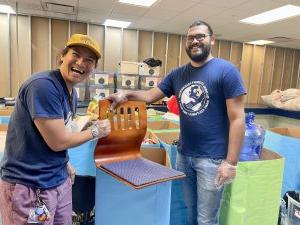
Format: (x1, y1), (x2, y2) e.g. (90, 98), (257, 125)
(0, 116), (10, 124)
(95, 169), (171, 225)
(263, 130), (300, 196)
(68, 140), (97, 176)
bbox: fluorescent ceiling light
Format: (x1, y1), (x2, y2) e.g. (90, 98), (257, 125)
(240, 4), (300, 25)
(247, 40), (274, 45)
(0, 4), (15, 14)
(118, 0), (157, 7)
(103, 19), (131, 28)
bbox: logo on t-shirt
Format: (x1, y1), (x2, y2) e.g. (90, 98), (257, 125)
(178, 81), (209, 116)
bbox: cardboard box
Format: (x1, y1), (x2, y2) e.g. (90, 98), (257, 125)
(89, 86), (114, 100)
(263, 127), (300, 196)
(95, 147), (173, 225)
(151, 131), (179, 168)
(138, 63), (160, 76)
(147, 120), (180, 131)
(268, 127), (300, 138)
(220, 148), (284, 225)
(116, 74), (139, 89)
(140, 76), (161, 89)
(142, 130), (160, 148)
(118, 61), (139, 75)
(90, 72), (114, 87)
(148, 131), (187, 225)
(0, 107), (14, 116)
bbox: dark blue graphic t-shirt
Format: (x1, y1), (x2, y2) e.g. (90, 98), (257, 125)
(158, 58), (246, 158)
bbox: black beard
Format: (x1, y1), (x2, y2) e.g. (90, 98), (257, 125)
(185, 45), (210, 63)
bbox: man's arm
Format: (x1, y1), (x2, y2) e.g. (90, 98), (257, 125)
(215, 94), (245, 188)
(225, 95), (246, 165)
(34, 118), (111, 152)
(108, 87), (166, 108)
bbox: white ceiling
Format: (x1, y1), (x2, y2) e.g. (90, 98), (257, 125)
(2, 0), (300, 49)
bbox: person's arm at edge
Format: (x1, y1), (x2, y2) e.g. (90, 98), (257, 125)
(108, 87), (166, 109)
(225, 95), (246, 165)
(126, 87), (165, 103)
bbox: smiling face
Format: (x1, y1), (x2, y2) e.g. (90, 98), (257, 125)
(185, 25), (214, 63)
(59, 46), (97, 91)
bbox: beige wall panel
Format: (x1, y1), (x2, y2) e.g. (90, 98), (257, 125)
(51, 19), (68, 69)
(153, 32), (167, 76)
(281, 49), (294, 90)
(291, 50), (300, 88)
(180, 36), (189, 66)
(0, 14), (10, 96)
(219, 40), (231, 61)
(247, 45), (265, 104)
(138, 30), (152, 62)
(31, 17), (50, 73)
(230, 42), (243, 70)
(10, 15), (31, 97)
(240, 44), (253, 97)
(259, 46), (275, 103)
(104, 27), (122, 72)
(122, 29), (138, 62)
(89, 24), (105, 71)
(211, 39), (219, 57)
(272, 48), (285, 91)
(70, 21), (87, 35)
(166, 34), (180, 74)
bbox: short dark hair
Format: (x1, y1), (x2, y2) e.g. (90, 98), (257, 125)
(188, 20), (213, 35)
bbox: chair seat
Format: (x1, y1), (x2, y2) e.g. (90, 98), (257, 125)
(101, 157), (185, 189)
(94, 100), (185, 189)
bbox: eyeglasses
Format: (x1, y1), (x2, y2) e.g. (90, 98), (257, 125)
(186, 34), (211, 43)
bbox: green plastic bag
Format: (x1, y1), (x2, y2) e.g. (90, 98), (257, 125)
(220, 149), (284, 225)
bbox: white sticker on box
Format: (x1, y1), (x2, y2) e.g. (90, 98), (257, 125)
(121, 75), (135, 87)
(96, 89), (110, 98)
(95, 74), (108, 85)
(145, 77), (157, 88)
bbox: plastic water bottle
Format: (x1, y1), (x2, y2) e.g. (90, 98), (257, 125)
(239, 112), (266, 161)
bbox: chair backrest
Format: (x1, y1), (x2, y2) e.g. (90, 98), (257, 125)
(94, 100), (147, 167)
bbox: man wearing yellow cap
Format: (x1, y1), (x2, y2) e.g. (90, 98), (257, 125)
(0, 34), (111, 225)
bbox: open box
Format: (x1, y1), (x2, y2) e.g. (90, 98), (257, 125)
(268, 127), (300, 138)
(95, 147), (174, 225)
(220, 148), (284, 225)
(152, 131), (179, 167)
(142, 130), (160, 148)
(147, 120), (180, 132)
(0, 107), (13, 116)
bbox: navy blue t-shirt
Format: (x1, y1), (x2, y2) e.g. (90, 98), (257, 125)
(158, 58), (246, 158)
(0, 69), (77, 189)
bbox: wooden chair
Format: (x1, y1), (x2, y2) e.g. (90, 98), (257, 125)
(94, 99), (185, 189)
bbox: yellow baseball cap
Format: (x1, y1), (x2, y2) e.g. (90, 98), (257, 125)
(66, 34), (101, 59)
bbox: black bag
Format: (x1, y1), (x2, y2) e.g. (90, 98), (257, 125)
(143, 58), (162, 67)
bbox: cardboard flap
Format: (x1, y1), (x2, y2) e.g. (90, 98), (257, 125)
(269, 127), (300, 139)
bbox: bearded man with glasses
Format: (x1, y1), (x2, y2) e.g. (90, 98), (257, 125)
(108, 20), (246, 225)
